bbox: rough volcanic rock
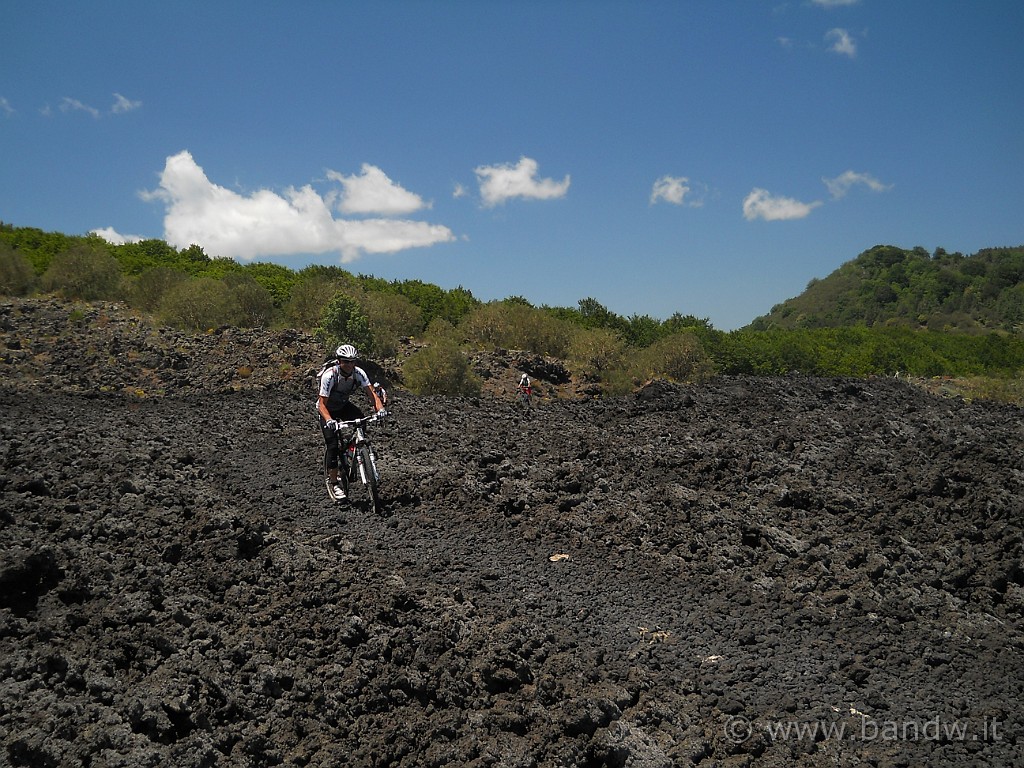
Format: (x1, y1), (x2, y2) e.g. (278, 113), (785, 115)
(1, 299), (1023, 767)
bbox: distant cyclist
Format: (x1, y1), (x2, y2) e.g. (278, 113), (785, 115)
(517, 372), (533, 410)
(316, 344), (386, 501)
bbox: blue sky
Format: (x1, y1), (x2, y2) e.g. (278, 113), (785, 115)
(2, 0), (1022, 330)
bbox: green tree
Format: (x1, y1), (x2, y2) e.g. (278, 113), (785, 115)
(996, 285), (1024, 333)
(195, 256), (245, 281)
(113, 239), (182, 276)
(315, 292), (373, 355)
(625, 313), (661, 347)
(387, 279), (479, 327)
(179, 244), (210, 268)
(243, 262), (300, 307)
(503, 295), (534, 307)
(577, 297), (624, 332)
(0, 225), (75, 273)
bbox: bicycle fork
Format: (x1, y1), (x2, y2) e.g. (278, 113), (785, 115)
(357, 443), (379, 484)
(348, 428), (378, 484)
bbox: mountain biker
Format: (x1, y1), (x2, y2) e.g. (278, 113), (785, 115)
(517, 372), (532, 399)
(316, 344), (386, 502)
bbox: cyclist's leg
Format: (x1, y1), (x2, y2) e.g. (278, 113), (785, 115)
(319, 412), (341, 484)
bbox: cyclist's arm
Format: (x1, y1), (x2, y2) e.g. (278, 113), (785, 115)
(317, 395), (333, 422)
(365, 383), (385, 413)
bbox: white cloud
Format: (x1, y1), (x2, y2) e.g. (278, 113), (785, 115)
(474, 156), (570, 207)
(0, 97), (14, 117)
(826, 28), (856, 57)
(823, 170), (892, 199)
(112, 93), (142, 114)
(743, 188), (822, 221)
(650, 175), (704, 207)
(60, 97), (100, 118)
(326, 163), (427, 215)
(141, 151), (455, 262)
(51, 93), (140, 118)
(812, 0), (859, 7)
(91, 227), (144, 245)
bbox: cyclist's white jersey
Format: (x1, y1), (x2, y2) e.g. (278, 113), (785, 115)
(317, 362), (371, 415)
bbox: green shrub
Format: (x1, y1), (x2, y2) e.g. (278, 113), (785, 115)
(402, 340), (481, 396)
(129, 267), (190, 311)
(158, 277), (240, 331)
(315, 292), (373, 355)
(635, 332), (714, 382)
(0, 243), (36, 296)
(284, 276), (364, 327)
(360, 291), (423, 357)
(222, 273), (275, 327)
(598, 331), (713, 394)
(460, 301), (574, 357)
(568, 326), (626, 379)
(423, 317), (461, 344)
(41, 244), (123, 300)
(285, 279), (331, 329)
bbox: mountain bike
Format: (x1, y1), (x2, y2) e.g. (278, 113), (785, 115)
(324, 410), (387, 513)
(516, 383), (533, 418)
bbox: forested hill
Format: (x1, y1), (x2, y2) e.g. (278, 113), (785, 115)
(749, 244), (1024, 334)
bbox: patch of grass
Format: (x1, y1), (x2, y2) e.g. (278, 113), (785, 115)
(908, 375), (1024, 405)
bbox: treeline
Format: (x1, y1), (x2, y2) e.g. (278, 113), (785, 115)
(0, 225), (476, 354)
(0, 224), (717, 393)
(3, 224), (1024, 397)
(753, 244), (1024, 334)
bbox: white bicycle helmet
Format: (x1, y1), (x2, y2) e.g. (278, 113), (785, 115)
(335, 344), (358, 361)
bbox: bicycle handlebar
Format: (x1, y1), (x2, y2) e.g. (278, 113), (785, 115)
(335, 409), (389, 430)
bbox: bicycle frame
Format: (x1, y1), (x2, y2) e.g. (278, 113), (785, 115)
(339, 422), (376, 483)
(332, 411), (385, 511)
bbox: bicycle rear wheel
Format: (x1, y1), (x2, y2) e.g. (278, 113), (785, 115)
(357, 444), (381, 513)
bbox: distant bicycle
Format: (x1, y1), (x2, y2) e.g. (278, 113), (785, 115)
(325, 410), (387, 513)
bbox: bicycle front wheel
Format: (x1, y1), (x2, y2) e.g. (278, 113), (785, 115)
(357, 444), (381, 514)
